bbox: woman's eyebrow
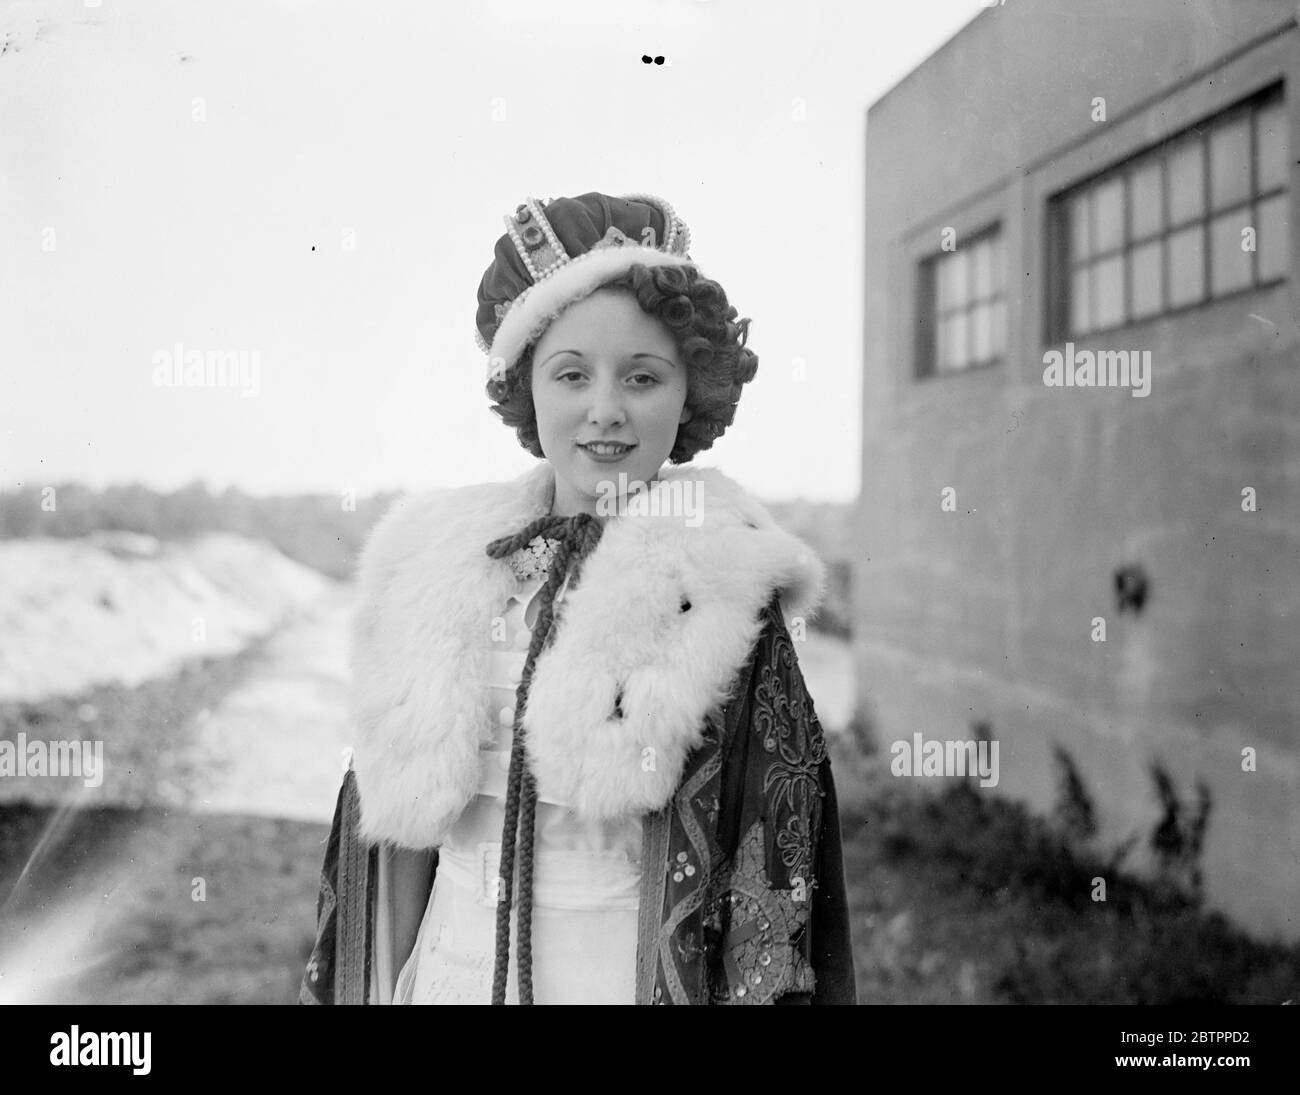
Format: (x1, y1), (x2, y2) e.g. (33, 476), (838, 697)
(540, 351), (677, 368)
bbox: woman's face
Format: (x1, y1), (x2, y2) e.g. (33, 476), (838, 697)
(530, 288), (691, 519)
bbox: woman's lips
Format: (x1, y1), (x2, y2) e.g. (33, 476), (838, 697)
(578, 442), (636, 463)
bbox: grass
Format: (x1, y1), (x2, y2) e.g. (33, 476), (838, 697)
(832, 740), (1300, 1004)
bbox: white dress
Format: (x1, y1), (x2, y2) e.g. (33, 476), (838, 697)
(393, 545), (644, 1005)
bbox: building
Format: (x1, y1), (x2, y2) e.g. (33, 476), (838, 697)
(859, 0), (1299, 941)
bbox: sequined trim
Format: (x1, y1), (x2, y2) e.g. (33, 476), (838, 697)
(703, 818), (814, 1004)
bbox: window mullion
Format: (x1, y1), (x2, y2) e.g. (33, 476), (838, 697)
(1122, 171), (1132, 325)
(1202, 128), (1212, 302)
(1161, 145), (1170, 313)
(1249, 101), (1260, 286)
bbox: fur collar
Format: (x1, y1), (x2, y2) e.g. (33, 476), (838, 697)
(349, 461), (826, 849)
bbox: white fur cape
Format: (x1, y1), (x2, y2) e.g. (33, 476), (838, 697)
(349, 461), (827, 850)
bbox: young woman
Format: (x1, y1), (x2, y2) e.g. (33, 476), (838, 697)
(301, 192), (855, 1005)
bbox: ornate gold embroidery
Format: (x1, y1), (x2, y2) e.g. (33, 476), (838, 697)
(649, 599), (829, 1006)
(754, 617), (826, 885)
(705, 818), (815, 1004)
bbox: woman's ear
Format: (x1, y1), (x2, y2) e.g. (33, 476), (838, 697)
(679, 406), (692, 424)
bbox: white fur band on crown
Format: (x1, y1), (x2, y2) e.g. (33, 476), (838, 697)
(486, 247), (699, 384)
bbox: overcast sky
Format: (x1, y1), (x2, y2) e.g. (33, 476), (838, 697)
(0, 0), (985, 503)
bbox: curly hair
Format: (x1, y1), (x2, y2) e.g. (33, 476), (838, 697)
(485, 263), (759, 464)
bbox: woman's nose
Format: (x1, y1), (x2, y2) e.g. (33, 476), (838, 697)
(586, 377), (626, 426)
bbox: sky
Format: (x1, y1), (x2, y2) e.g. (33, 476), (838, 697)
(0, 0), (986, 503)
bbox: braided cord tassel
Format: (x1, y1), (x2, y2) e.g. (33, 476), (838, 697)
(484, 512), (605, 1004)
(515, 766), (540, 1001)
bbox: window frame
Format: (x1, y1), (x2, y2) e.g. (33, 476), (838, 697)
(915, 222), (1006, 380)
(1048, 81), (1287, 343)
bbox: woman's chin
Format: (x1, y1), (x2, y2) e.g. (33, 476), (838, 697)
(554, 466), (644, 513)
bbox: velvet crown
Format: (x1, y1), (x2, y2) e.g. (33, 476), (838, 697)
(475, 191), (697, 386)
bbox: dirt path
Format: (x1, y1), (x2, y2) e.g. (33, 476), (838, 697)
(186, 585), (355, 824)
(0, 587), (355, 1002)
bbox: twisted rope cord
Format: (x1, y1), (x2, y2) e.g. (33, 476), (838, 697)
(484, 511), (605, 1004)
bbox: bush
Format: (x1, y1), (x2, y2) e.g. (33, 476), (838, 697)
(839, 753), (1300, 1004)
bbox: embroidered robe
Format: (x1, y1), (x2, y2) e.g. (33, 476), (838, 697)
(300, 462), (857, 1004)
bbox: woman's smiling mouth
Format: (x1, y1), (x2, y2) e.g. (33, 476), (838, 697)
(578, 441), (637, 461)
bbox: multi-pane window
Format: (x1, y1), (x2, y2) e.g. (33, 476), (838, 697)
(916, 228), (1005, 377)
(1054, 84), (1288, 339)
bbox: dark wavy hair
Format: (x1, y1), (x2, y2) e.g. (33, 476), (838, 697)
(485, 263), (759, 463)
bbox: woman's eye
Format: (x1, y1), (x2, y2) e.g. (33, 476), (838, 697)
(556, 372), (659, 386)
